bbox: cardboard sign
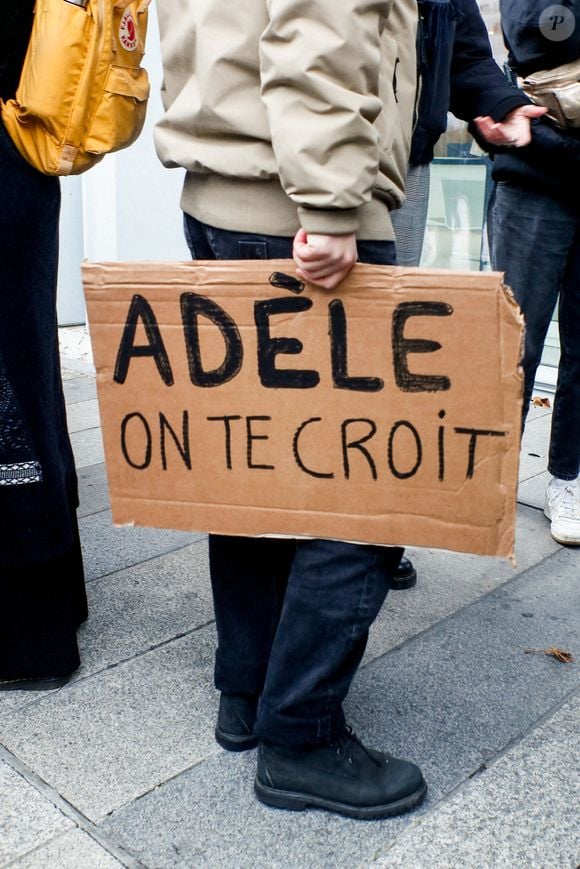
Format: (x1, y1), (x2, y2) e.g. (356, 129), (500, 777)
(83, 261), (524, 558)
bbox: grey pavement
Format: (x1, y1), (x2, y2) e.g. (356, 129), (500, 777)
(0, 345), (578, 868)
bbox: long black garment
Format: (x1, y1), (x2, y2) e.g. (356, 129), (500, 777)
(0, 3), (87, 679)
(0, 1), (35, 101)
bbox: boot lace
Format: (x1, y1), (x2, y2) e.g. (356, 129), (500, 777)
(330, 726), (382, 767)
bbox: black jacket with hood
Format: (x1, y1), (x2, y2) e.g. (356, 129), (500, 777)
(490, 0), (580, 203)
(411, 0), (527, 165)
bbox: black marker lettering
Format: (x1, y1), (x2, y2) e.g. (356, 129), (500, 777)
(114, 295), (173, 386)
(181, 293), (243, 387)
(120, 412), (152, 470)
(207, 415), (242, 470)
(160, 412), (191, 471)
(438, 409), (446, 482)
(269, 272), (305, 295)
(293, 417), (334, 479)
(388, 420), (422, 479)
(254, 297), (319, 389)
(454, 427), (506, 479)
(246, 416), (275, 470)
(392, 301), (453, 392)
(341, 418), (378, 480)
(329, 300), (384, 392)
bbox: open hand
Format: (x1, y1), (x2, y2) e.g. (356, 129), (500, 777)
(474, 104), (547, 148)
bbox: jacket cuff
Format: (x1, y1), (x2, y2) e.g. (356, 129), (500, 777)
(488, 93), (531, 122)
(298, 206), (360, 235)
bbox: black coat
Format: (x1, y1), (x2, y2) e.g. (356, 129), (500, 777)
(491, 0), (580, 202)
(1, 1), (81, 569)
(411, 0), (527, 165)
(0, 1), (35, 101)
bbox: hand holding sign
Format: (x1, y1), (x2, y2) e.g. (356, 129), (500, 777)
(293, 229), (358, 290)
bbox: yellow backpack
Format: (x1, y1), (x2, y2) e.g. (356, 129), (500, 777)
(0, 0), (150, 176)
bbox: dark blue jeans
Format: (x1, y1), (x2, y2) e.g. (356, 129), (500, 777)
(184, 214), (401, 745)
(488, 182), (580, 481)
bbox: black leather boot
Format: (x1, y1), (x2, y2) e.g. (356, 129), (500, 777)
(255, 726), (427, 819)
(215, 693), (259, 751)
(390, 556), (417, 590)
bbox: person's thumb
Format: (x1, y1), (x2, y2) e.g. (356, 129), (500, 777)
(294, 227), (308, 246)
(519, 104), (548, 118)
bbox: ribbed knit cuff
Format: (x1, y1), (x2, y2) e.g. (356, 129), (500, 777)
(297, 206), (360, 236)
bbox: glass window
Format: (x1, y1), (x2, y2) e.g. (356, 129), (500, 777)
(423, 1), (502, 271)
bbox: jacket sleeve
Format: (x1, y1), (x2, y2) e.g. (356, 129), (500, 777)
(527, 121), (580, 161)
(259, 0), (387, 235)
(449, 0), (528, 122)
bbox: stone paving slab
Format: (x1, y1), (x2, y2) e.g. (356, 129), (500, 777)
(0, 761), (73, 865)
(11, 829), (124, 869)
(365, 504), (560, 663)
(59, 327), (94, 368)
(0, 628), (220, 822)
(0, 542), (212, 720)
(65, 398), (101, 435)
(518, 469), (551, 512)
(76, 540), (213, 677)
(77, 462), (110, 519)
(349, 548), (579, 800)
(70, 426), (105, 469)
(62, 374), (98, 405)
(370, 695), (580, 869)
(0, 692), (33, 719)
(79, 509), (199, 581)
(61, 368), (80, 381)
(101, 749), (416, 869)
(519, 413), (551, 482)
(525, 400), (553, 423)
(97, 547), (579, 868)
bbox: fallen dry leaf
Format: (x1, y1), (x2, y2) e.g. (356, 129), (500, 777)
(524, 647), (574, 664)
(531, 396), (551, 408)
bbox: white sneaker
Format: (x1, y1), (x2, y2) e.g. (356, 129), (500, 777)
(544, 479), (580, 545)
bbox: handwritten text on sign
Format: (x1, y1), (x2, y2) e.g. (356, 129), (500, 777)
(83, 261), (523, 557)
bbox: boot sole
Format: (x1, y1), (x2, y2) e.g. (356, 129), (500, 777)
(390, 571), (417, 590)
(254, 777), (427, 819)
(0, 675), (73, 692)
(215, 726), (259, 752)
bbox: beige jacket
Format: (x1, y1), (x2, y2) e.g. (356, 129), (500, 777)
(155, 0), (418, 240)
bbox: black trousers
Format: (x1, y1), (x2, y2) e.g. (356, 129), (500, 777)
(184, 213), (401, 745)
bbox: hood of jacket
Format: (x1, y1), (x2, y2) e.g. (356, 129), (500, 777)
(501, 0), (580, 75)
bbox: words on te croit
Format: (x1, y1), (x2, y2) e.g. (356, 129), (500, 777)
(109, 272), (514, 488)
